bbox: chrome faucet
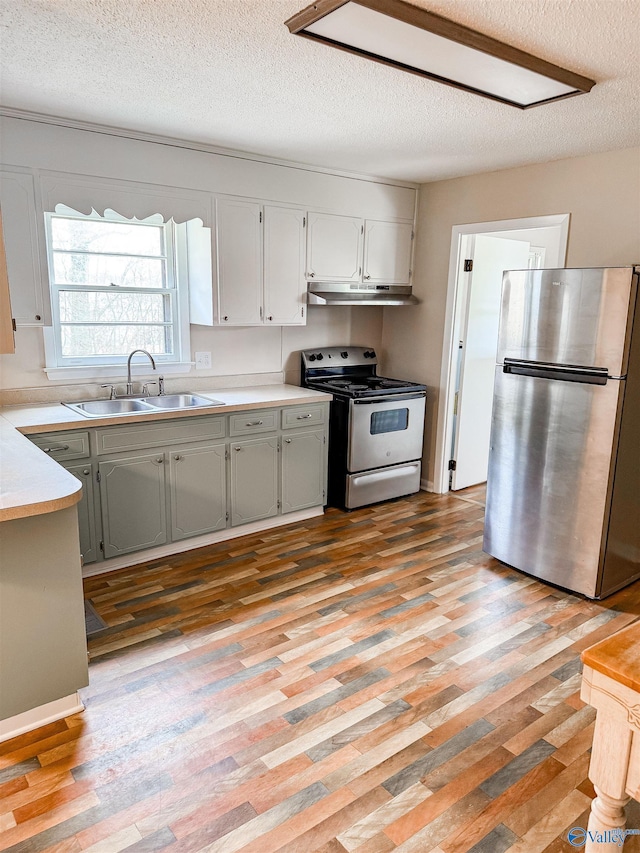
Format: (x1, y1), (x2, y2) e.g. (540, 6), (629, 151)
(126, 349), (156, 396)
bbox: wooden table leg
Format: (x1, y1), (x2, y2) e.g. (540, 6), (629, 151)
(585, 713), (632, 853)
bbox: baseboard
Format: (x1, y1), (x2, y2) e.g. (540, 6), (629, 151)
(0, 693), (84, 744)
(82, 506), (325, 578)
(420, 477), (436, 493)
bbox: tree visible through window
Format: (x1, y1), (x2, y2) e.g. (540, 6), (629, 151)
(46, 208), (182, 366)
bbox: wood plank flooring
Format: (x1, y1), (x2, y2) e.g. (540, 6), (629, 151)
(2, 487), (640, 853)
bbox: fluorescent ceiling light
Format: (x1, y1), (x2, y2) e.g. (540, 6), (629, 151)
(285, 0), (595, 108)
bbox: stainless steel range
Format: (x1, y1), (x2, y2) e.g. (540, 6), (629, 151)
(301, 346), (426, 509)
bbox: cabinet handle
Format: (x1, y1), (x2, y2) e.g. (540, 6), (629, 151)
(43, 445), (70, 453)
(234, 446), (242, 451)
(308, 272), (315, 278)
(223, 315), (229, 321)
(82, 468), (91, 476)
(296, 414), (312, 419)
(156, 457), (164, 464)
(246, 420), (263, 426)
(174, 454), (182, 461)
(364, 274), (371, 280)
(284, 438), (292, 444)
(268, 315), (273, 321)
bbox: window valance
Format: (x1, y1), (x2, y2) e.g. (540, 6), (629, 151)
(38, 171), (213, 226)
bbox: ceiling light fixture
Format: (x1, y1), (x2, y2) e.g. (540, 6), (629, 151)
(285, 0), (595, 109)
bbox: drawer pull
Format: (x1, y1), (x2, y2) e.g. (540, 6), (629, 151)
(246, 420), (263, 426)
(296, 414), (312, 419)
(43, 445), (70, 453)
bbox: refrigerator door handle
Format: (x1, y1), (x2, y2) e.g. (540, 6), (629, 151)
(503, 359), (609, 385)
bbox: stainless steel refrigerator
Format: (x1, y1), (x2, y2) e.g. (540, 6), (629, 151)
(483, 266), (640, 599)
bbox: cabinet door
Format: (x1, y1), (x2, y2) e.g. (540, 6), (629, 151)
(99, 453), (167, 558)
(0, 212), (15, 353)
(169, 443), (227, 541)
(230, 436), (279, 526)
(281, 429), (326, 513)
(263, 206), (306, 325)
(65, 463), (98, 565)
(306, 212), (363, 282)
(215, 197), (263, 325)
(363, 220), (413, 284)
(0, 168), (47, 325)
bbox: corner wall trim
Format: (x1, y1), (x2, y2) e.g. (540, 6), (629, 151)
(0, 693), (84, 743)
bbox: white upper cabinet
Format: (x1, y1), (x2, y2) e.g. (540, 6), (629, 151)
(0, 168), (48, 326)
(306, 211), (413, 285)
(215, 197), (263, 325)
(306, 212), (363, 282)
(263, 205), (306, 325)
(363, 220), (413, 285)
(215, 198), (307, 326)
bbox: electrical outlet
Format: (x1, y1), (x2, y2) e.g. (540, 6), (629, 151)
(195, 351), (211, 370)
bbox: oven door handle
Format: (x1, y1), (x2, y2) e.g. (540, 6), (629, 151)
(352, 392), (426, 405)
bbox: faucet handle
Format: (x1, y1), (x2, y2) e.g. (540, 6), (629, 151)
(101, 384), (117, 400)
(158, 375), (165, 396)
(142, 381), (157, 397)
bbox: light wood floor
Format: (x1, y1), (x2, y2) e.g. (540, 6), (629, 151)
(2, 487), (640, 853)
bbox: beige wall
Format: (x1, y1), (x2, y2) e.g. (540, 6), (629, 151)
(382, 146), (640, 489)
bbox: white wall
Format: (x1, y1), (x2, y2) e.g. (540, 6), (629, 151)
(0, 117), (410, 403)
(382, 146), (640, 489)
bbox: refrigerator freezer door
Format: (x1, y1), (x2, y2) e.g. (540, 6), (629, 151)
(483, 367), (624, 598)
(497, 267), (635, 375)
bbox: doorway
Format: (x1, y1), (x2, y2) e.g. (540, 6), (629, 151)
(434, 214), (570, 494)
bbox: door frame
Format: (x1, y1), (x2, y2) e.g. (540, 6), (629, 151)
(433, 213), (570, 494)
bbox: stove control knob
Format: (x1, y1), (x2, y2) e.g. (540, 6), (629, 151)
(340, 351), (348, 359)
(308, 353), (317, 361)
(316, 352), (324, 361)
(364, 350), (376, 358)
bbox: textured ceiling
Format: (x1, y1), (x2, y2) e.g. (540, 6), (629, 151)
(1, 0), (639, 182)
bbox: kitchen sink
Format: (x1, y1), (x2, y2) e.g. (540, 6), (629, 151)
(63, 394), (225, 417)
(143, 394), (224, 409)
(65, 399), (154, 416)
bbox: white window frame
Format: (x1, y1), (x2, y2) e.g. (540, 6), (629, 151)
(43, 207), (192, 379)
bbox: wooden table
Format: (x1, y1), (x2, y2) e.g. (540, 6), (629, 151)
(581, 620), (640, 852)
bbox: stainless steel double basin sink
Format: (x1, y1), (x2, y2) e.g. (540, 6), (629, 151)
(64, 393), (225, 417)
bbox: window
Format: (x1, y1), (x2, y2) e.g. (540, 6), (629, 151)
(44, 207), (190, 372)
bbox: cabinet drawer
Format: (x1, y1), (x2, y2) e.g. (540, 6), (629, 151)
(229, 409), (278, 436)
(96, 416), (225, 455)
(282, 404), (326, 430)
(28, 430), (90, 461)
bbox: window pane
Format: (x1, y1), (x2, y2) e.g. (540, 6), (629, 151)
(53, 253), (166, 288)
(59, 291), (169, 323)
(50, 218), (163, 255)
(60, 325), (172, 357)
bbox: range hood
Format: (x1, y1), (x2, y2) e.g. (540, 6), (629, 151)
(307, 282), (419, 306)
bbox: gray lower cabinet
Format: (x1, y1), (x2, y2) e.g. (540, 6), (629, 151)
(27, 402), (328, 566)
(170, 443), (226, 540)
(99, 452), (168, 558)
(282, 429), (326, 512)
(65, 463), (98, 565)
(230, 436), (279, 526)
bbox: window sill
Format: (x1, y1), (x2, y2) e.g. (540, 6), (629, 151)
(44, 362), (194, 381)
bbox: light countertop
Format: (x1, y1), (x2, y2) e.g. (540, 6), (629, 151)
(0, 384), (331, 522)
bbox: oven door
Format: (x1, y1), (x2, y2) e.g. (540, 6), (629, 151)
(347, 393), (426, 473)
